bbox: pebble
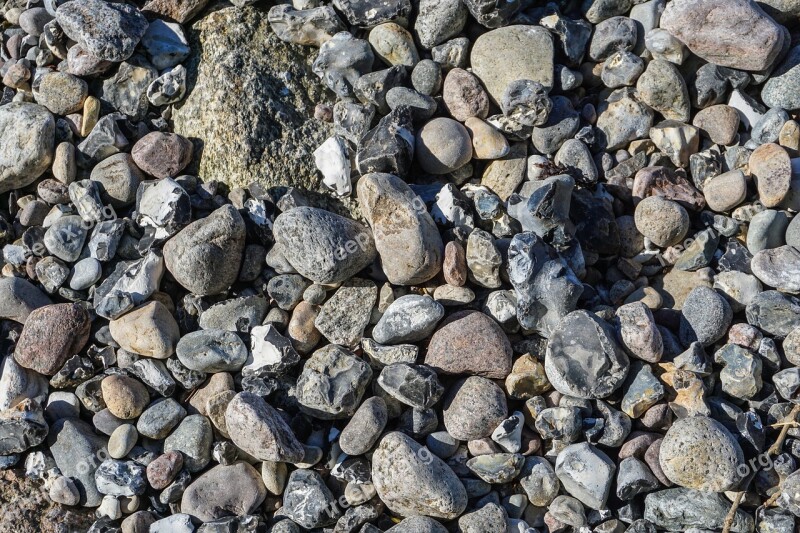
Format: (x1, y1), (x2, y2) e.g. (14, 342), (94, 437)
(372, 294), (444, 344)
(749, 143), (792, 208)
(55, 0), (148, 62)
(416, 117), (473, 174)
(109, 301), (180, 359)
(752, 245), (800, 294)
(545, 310), (629, 399)
(636, 59), (690, 122)
(339, 396), (388, 455)
(163, 414), (212, 473)
(659, 415), (744, 491)
(443, 376), (507, 441)
(692, 105), (740, 146)
(14, 303), (90, 376)
(163, 204), (246, 295)
(555, 442), (616, 510)
(634, 196), (689, 247)
(471, 25), (554, 104)
(0, 103), (55, 194)
(181, 462), (266, 522)
(36, 72), (88, 116)
(425, 310), (512, 378)
(679, 286), (733, 346)
(368, 22), (418, 67)
(224, 391), (304, 463)
(175, 329), (248, 373)
(372, 431), (467, 519)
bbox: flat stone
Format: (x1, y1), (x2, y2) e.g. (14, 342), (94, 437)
(175, 329), (248, 373)
(373, 294), (444, 344)
(470, 25), (554, 105)
(752, 245), (800, 294)
(163, 414), (213, 473)
(644, 488), (754, 532)
(660, 0), (784, 72)
(48, 418), (107, 507)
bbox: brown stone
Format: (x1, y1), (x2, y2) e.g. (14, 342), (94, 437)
(146, 451), (183, 490)
(142, 0), (209, 24)
(131, 132), (193, 179)
(632, 166), (705, 212)
(109, 301), (180, 359)
(443, 240), (467, 287)
(505, 354), (551, 399)
(14, 303), (90, 375)
(749, 143), (791, 208)
(101, 375), (150, 420)
(442, 68), (489, 122)
(205, 390), (235, 438)
(425, 310), (512, 379)
(691, 104), (740, 146)
(619, 431), (661, 460)
(188, 372), (234, 416)
(287, 301), (322, 355)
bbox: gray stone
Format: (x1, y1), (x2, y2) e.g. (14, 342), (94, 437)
(225, 391), (304, 463)
(531, 96), (580, 155)
(471, 25), (555, 105)
(282, 469), (341, 528)
(140, 19), (189, 70)
(644, 488), (753, 532)
(175, 330), (248, 373)
(0, 103), (55, 194)
(414, 0), (467, 49)
(596, 88), (654, 150)
(296, 344), (372, 419)
(94, 459), (146, 496)
(545, 310), (630, 399)
(55, 0), (148, 62)
(313, 31), (373, 97)
(589, 16), (637, 62)
(679, 286), (733, 346)
(372, 431), (467, 519)
(181, 462), (266, 522)
(48, 418), (107, 506)
(171, 6), (335, 194)
(636, 59), (690, 122)
(339, 396), (388, 455)
(267, 4), (345, 47)
(752, 245), (800, 293)
(273, 207), (376, 284)
(99, 58), (157, 121)
(0, 277), (51, 323)
(372, 294), (444, 344)
(443, 376), (507, 441)
(555, 442), (616, 510)
(163, 414), (213, 473)
(163, 205), (246, 296)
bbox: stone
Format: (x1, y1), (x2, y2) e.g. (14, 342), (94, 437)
(763, 45), (800, 110)
(466, 228), (503, 288)
(752, 246), (800, 293)
(466, 453), (524, 484)
(108, 424), (137, 459)
(601, 50), (645, 88)
(458, 503), (508, 532)
(357, 173), (443, 284)
(314, 279), (377, 347)
(339, 396), (388, 455)
(369, 22), (418, 67)
(109, 302), (180, 359)
(181, 462), (266, 522)
(649, 120), (700, 167)
(373, 294), (444, 344)
(295, 344), (372, 419)
(140, 19), (189, 70)
(137, 398), (186, 439)
(659, 416), (744, 492)
(465, 118), (510, 160)
(99, 59), (157, 121)
(147, 65), (187, 106)
(224, 391), (304, 463)
(746, 290), (800, 337)
(692, 104), (740, 146)
(313, 136), (350, 197)
(55, 0), (148, 62)
(313, 31), (373, 97)
(634, 196), (689, 247)
(660, 0), (784, 72)
(372, 431), (467, 519)
(644, 488), (754, 532)
(36, 72), (87, 116)
(163, 414), (213, 473)
(14, 303), (90, 376)
(555, 442), (616, 510)
(443, 68), (489, 122)
(425, 311), (512, 379)
(545, 310), (630, 399)
(636, 59), (690, 122)
(0, 277), (51, 324)
(171, 6), (334, 192)
(49, 476), (80, 506)
(679, 286), (733, 347)
(175, 330), (248, 373)
(282, 469), (340, 528)
(378, 363), (443, 409)
(267, 4), (345, 47)
(273, 207), (376, 284)
(414, 0), (467, 49)
(163, 205), (245, 296)
(616, 302), (663, 363)
(48, 418), (107, 506)
(0, 103), (55, 194)
(703, 170), (747, 212)
(94, 459), (146, 496)
(750, 143), (792, 208)
(416, 118), (473, 174)
(589, 16), (637, 61)
(443, 376), (507, 441)
(147, 451), (183, 490)
(131, 132), (192, 179)
(596, 88), (654, 151)
(101, 375), (149, 420)
(471, 26), (554, 105)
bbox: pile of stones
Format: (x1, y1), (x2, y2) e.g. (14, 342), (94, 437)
(1, 0), (800, 531)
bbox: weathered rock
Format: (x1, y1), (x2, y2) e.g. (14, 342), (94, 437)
(171, 6), (337, 195)
(443, 376), (507, 441)
(295, 344), (372, 419)
(0, 103), (55, 194)
(660, 0), (784, 72)
(55, 0), (148, 62)
(14, 303), (90, 376)
(372, 431), (467, 519)
(180, 462), (266, 522)
(225, 391), (304, 463)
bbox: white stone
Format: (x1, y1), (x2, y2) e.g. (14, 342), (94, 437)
(147, 65), (187, 106)
(491, 411), (524, 453)
(313, 135), (351, 197)
(0, 355), (48, 411)
(97, 495), (122, 520)
(728, 89), (765, 130)
(645, 28), (687, 64)
(431, 183), (474, 228)
(150, 514), (195, 533)
(244, 325), (298, 375)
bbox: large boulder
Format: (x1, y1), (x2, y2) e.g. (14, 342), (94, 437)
(172, 5), (350, 209)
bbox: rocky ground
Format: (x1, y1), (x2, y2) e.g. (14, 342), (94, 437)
(2, 0), (800, 532)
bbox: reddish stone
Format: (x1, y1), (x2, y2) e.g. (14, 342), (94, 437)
(14, 303), (90, 375)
